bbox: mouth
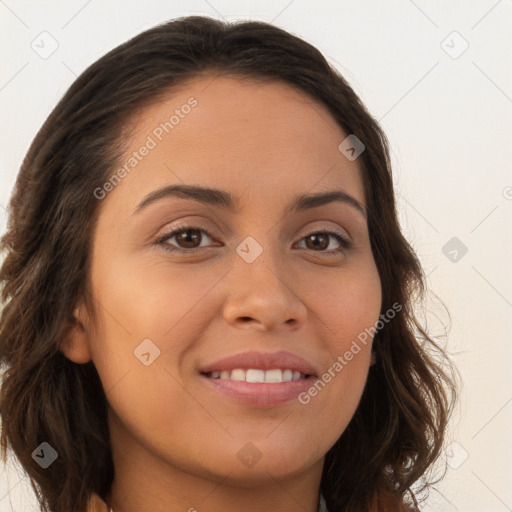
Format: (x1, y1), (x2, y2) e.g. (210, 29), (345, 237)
(202, 368), (312, 383)
(198, 351), (318, 407)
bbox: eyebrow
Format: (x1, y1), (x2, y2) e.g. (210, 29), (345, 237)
(133, 184), (367, 219)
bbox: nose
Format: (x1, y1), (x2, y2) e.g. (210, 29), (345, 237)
(222, 249), (308, 333)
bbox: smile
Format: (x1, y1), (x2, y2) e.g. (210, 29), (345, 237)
(204, 368), (310, 382)
(199, 351), (318, 407)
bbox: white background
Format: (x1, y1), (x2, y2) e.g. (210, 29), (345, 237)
(1, 1), (511, 511)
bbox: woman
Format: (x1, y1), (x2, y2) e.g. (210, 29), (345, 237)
(0, 16), (456, 512)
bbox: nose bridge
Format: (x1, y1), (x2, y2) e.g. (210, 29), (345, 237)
(234, 231), (288, 289)
(223, 235), (307, 330)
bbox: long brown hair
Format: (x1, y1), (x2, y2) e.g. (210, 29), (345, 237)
(0, 16), (457, 512)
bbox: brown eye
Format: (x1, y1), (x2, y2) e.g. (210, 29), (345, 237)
(305, 233), (329, 250)
(174, 228), (203, 248)
(156, 225), (216, 252)
(297, 230), (351, 254)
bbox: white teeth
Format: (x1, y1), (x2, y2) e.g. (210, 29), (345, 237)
(282, 369), (293, 382)
(246, 369), (265, 383)
(231, 369), (246, 381)
(265, 369), (283, 383)
(207, 368), (307, 383)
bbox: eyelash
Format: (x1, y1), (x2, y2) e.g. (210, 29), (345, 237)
(154, 223), (353, 255)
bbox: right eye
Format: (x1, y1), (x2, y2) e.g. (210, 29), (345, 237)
(155, 225), (219, 253)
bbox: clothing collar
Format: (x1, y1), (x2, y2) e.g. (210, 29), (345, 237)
(318, 492), (329, 512)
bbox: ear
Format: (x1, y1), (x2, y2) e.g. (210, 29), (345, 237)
(59, 301), (93, 364)
(369, 351), (376, 366)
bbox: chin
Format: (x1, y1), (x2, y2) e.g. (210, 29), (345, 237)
(205, 435), (326, 484)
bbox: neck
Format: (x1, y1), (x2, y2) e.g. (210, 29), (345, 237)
(106, 468), (324, 512)
(106, 412), (324, 512)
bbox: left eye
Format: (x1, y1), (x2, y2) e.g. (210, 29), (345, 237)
(295, 230), (351, 253)
(156, 226), (351, 254)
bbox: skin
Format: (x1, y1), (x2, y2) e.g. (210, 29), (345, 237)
(62, 75), (382, 512)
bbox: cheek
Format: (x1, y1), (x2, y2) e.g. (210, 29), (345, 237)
(91, 255), (223, 342)
(308, 262), (382, 350)
(87, 255), (229, 405)
(299, 261), (381, 419)
(88, 256), (220, 452)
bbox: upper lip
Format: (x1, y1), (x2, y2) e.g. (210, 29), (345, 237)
(199, 350), (318, 376)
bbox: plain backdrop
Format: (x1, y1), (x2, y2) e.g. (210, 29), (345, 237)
(1, 1), (511, 511)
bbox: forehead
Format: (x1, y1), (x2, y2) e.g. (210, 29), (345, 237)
(104, 75), (365, 213)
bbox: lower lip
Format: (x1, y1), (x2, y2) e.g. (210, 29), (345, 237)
(200, 374), (316, 407)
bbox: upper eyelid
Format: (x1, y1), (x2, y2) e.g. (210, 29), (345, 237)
(159, 222), (349, 237)
(151, 206), (358, 237)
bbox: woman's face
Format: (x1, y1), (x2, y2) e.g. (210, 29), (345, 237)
(66, 76), (381, 487)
